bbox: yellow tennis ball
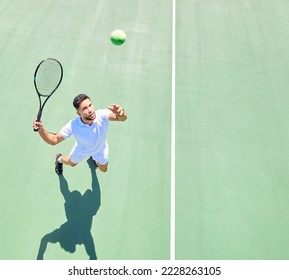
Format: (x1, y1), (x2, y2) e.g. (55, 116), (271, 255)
(111, 30), (126, 46)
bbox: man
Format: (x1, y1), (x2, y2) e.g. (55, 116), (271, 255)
(33, 94), (127, 174)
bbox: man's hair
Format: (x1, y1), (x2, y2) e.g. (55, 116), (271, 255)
(73, 94), (90, 110)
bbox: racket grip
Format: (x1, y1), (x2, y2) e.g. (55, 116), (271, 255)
(33, 111), (42, 132)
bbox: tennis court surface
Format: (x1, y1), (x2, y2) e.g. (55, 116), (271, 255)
(1, 0), (289, 260)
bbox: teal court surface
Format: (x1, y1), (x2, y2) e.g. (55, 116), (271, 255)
(0, 0), (289, 260)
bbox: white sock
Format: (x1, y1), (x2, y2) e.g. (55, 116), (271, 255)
(58, 156), (63, 163)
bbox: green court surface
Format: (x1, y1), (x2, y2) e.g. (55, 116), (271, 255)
(176, 1), (289, 259)
(0, 0), (171, 260)
(1, 0), (289, 261)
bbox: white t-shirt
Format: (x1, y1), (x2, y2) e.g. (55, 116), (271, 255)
(60, 109), (111, 154)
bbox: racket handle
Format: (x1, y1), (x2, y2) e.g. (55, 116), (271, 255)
(33, 111), (42, 132)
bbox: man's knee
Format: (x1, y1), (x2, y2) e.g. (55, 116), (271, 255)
(99, 165), (108, 172)
(68, 159), (77, 167)
(97, 162), (108, 172)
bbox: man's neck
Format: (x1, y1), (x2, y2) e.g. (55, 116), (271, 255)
(80, 117), (93, 125)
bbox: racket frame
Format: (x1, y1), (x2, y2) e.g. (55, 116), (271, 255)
(33, 58), (63, 131)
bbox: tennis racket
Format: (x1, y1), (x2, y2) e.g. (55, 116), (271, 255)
(33, 58), (63, 131)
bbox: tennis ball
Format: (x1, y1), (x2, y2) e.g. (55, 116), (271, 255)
(111, 30), (126, 46)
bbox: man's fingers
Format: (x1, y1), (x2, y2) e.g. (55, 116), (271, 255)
(116, 108), (123, 115)
(33, 119), (43, 130)
(108, 104), (121, 112)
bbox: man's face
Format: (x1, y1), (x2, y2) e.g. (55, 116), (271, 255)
(77, 98), (96, 122)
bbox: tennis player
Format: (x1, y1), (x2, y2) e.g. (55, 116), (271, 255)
(33, 94), (127, 174)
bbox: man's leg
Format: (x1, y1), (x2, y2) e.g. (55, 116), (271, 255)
(92, 149), (109, 172)
(55, 154), (77, 175)
(61, 155), (77, 167)
(95, 161), (108, 172)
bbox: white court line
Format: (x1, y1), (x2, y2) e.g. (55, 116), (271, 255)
(170, 0), (176, 261)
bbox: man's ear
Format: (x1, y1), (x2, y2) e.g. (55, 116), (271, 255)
(76, 110), (80, 116)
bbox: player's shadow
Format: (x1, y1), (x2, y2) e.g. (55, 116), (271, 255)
(37, 158), (101, 260)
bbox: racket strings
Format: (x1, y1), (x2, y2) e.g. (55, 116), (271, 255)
(35, 60), (62, 96)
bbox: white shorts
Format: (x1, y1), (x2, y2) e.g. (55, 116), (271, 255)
(69, 145), (109, 165)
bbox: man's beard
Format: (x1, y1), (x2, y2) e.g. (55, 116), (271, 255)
(83, 112), (95, 121)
